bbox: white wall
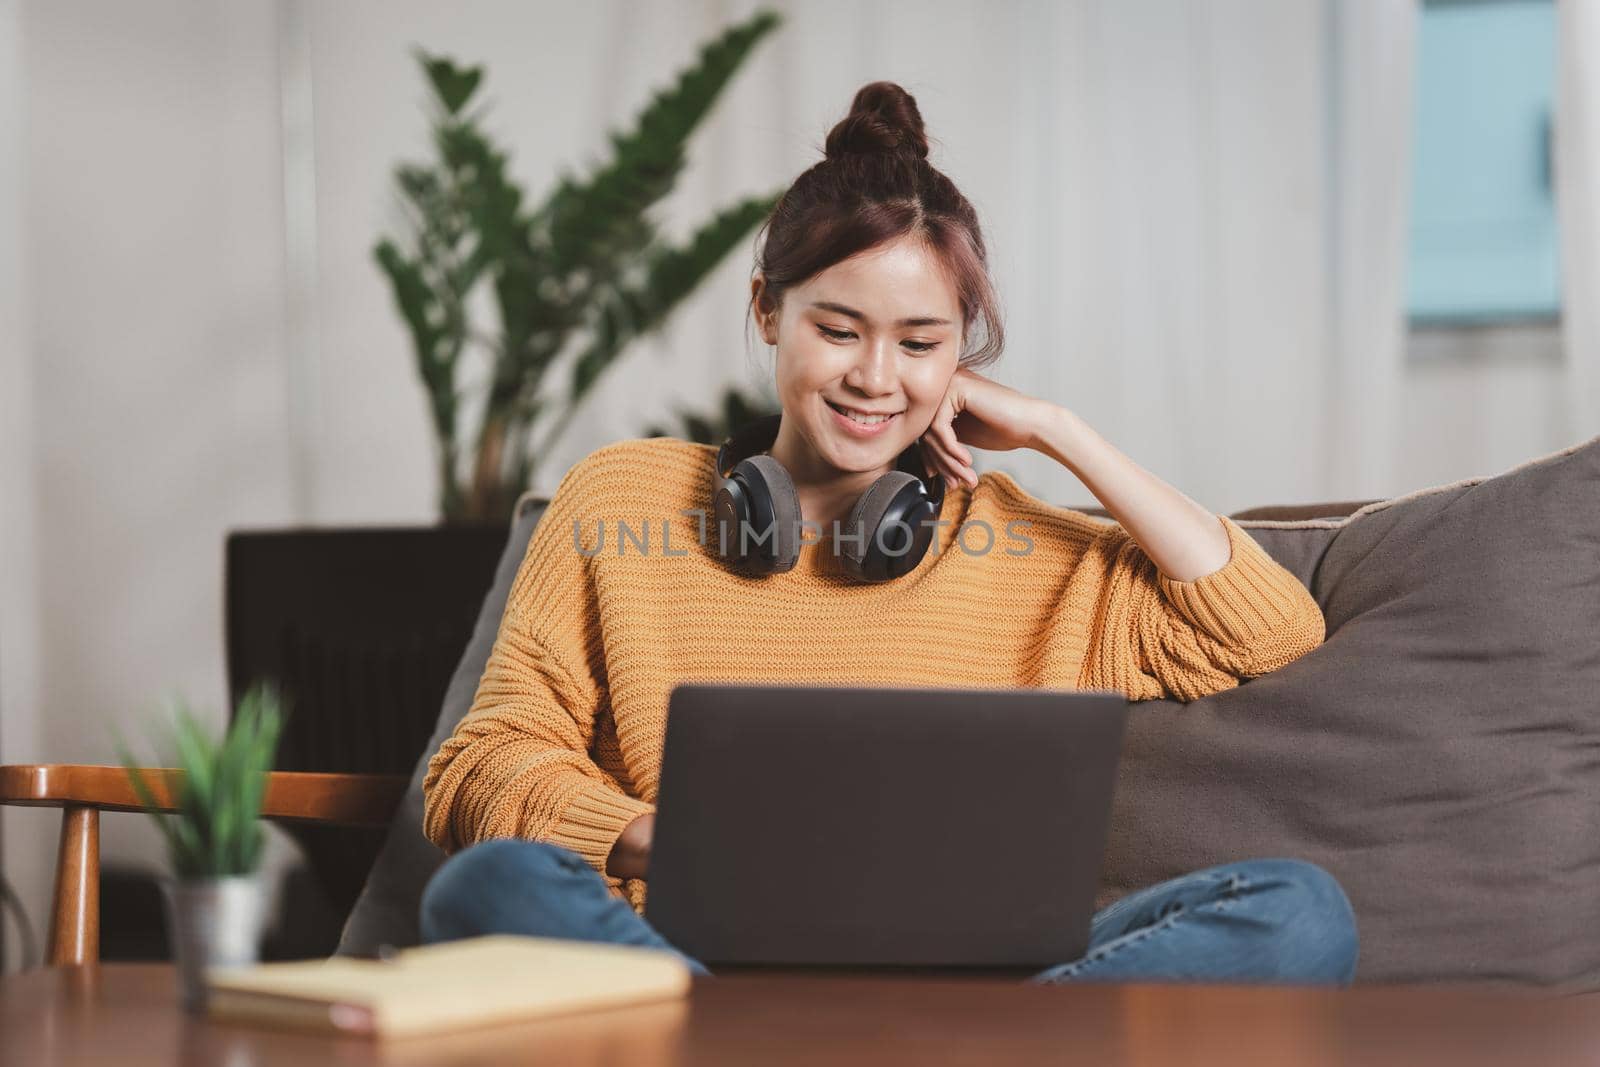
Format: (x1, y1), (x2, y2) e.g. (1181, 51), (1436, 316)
(0, 0), (41, 971)
(3, 0), (297, 969)
(1, 0), (1584, 970)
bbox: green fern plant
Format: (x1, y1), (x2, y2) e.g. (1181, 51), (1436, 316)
(376, 9), (786, 522)
(114, 684), (286, 880)
(644, 384), (781, 445)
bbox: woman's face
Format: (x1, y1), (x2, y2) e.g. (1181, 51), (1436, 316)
(754, 235), (963, 481)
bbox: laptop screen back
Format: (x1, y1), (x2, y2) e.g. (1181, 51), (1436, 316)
(645, 683), (1129, 968)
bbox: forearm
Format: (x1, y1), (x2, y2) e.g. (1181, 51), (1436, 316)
(1027, 403), (1231, 582)
(423, 731), (653, 872)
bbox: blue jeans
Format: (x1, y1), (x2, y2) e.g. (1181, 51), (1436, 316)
(420, 839), (1358, 985)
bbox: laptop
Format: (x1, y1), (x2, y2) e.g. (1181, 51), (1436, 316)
(644, 682), (1130, 971)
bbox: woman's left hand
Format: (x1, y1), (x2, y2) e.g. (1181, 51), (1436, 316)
(919, 367), (1054, 488)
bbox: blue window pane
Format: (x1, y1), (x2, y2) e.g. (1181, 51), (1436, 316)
(1407, 0), (1559, 323)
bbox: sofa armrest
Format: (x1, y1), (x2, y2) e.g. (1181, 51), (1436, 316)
(0, 764), (409, 967)
(0, 764), (407, 826)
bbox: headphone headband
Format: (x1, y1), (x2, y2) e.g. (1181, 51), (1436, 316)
(715, 413), (945, 512)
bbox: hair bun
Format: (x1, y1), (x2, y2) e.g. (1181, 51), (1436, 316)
(824, 81), (929, 162)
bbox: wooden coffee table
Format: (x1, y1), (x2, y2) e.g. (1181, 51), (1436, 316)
(5, 963), (1598, 1065)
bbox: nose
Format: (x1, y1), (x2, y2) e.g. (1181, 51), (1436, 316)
(843, 338), (896, 398)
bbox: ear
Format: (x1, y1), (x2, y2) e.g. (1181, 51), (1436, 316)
(750, 275), (778, 345)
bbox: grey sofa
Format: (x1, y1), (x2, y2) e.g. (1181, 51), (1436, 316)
(338, 433), (1600, 990)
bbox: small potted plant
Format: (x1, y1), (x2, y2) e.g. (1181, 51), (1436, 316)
(116, 683), (285, 1010)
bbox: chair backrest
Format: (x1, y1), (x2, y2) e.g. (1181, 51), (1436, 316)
(225, 525), (510, 774)
(225, 523), (508, 956)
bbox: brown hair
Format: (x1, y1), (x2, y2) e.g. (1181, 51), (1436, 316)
(748, 81), (1005, 369)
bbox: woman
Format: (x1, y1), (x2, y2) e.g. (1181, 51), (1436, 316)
(419, 82), (1357, 985)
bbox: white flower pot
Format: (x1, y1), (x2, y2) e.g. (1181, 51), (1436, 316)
(160, 875), (267, 1011)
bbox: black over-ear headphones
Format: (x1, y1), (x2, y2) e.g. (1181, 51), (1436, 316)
(711, 413), (946, 582)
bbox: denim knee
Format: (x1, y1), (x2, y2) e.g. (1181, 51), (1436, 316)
(420, 837), (593, 943)
(1236, 857), (1360, 986)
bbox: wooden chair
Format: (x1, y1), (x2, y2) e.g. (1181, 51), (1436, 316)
(0, 764), (408, 966)
(0, 522), (508, 967)
(222, 525), (507, 951)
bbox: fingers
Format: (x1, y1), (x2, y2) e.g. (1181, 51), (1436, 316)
(921, 428), (976, 488)
(920, 390), (977, 488)
(929, 417), (973, 469)
(927, 391), (973, 464)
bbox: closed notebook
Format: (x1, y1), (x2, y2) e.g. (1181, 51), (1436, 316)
(204, 934), (692, 1038)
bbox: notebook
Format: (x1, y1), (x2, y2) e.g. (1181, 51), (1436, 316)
(203, 934), (692, 1038)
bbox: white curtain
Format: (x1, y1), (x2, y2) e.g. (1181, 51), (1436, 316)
(1323, 0), (1418, 503)
(1557, 0), (1600, 443)
(580, 0), (1412, 515)
(988, 0), (1344, 515)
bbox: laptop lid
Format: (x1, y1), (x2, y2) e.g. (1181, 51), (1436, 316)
(645, 683), (1129, 969)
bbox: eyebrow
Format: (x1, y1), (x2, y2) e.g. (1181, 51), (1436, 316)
(809, 301), (953, 329)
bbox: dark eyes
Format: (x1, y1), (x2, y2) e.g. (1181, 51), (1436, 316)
(817, 324), (939, 353)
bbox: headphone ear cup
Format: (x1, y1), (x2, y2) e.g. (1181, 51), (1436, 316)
(839, 470), (937, 582)
(722, 454), (802, 574)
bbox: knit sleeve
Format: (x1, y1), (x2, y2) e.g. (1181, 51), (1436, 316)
(421, 457), (653, 877)
(1074, 514), (1325, 702)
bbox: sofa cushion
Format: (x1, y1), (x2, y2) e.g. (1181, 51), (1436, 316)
(1102, 433), (1600, 988)
(337, 492), (550, 958)
(340, 435), (1600, 988)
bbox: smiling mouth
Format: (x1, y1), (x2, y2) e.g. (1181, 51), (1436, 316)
(825, 399), (903, 426)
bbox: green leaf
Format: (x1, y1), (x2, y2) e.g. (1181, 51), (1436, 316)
(170, 817), (207, 879)
(114, 735), (187, 869)
(110, 684), (285, 878)
(683, 414), (716, 443)
(567, 192), (780, 405)
(172, 703), (216, 814)
(534, 10), (783, 286)
(648, 386), (779, 445)
(416, 48), (484, 116)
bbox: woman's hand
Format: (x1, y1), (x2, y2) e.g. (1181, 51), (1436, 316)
(606, 813), (655, 880)
(919, 367), (1055, 489)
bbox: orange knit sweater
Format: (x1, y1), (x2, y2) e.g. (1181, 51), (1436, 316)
(422, 436), (1326, 913)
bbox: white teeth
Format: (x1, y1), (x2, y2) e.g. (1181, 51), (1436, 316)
(831, 403), (895, 426)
